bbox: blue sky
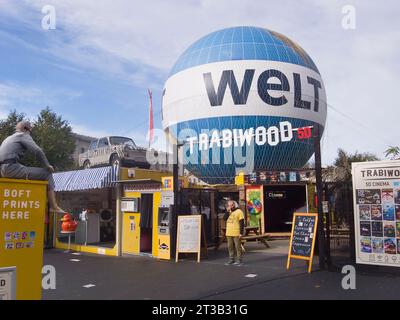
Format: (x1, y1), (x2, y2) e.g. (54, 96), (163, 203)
(0, 0), (399, 165)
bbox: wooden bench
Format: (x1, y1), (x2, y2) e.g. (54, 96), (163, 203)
(240, 234), (270, 251)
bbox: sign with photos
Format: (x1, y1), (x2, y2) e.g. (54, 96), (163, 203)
(352, 160), (400, 267)
(244, 170), (312, 185)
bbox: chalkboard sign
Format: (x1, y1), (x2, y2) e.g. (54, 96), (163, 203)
(176, 215), (207, 263)
(287, 213), (318, 273)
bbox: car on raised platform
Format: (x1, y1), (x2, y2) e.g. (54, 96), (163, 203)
(78, 136), (150, 169)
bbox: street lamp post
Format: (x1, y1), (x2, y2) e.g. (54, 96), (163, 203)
(314, 124), (327, 270)
(171, 140), (184, 259)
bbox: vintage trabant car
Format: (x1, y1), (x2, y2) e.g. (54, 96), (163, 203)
(79, 136), (150, 169)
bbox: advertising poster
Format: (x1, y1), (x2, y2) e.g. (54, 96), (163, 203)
(352, 160), (400, 267)
(245, 186), (264, 232)
(245, 171), (303, 184)
(0, 179), (46, 299)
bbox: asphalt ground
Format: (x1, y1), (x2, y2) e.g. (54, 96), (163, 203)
(42, 240), (400, 300)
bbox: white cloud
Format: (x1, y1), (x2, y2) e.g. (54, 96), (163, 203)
(0, 82), (44, 119)
(69, 123), (110, 139)
(71, 122), (151, 146)
(0, 81), (82, 120)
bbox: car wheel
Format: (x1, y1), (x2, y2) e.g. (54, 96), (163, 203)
(83, 160), (91, 169)
(110, 154), (120, 167)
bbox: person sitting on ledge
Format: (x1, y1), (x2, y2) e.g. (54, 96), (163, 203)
(0, 121), (65, 213)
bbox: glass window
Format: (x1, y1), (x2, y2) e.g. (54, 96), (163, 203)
(89, 140), (98, 150)
(109, 137), (136, 148)
(98, 138), (109, 148)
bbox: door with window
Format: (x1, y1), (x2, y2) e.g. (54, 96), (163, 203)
(122, 213), (140, 254)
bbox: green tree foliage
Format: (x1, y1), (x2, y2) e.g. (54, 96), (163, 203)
(331, 148), (379, 183)
(1, 108), (76, 171)
(384, 146), (400, 160)
(0, 110), (26, 143)
(325, 148), (379, 227)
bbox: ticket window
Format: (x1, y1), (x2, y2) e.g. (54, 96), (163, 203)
(122, 213), (140, 254)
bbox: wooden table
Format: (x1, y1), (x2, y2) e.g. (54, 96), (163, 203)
(217, 226), (270, 250)
(244, 226), (260, 236)
(241, 233), (270, 250)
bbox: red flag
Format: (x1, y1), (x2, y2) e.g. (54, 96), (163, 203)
(148, 89), (154, 147)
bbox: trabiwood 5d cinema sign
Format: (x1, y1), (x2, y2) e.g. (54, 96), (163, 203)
(162, 26), (327, 182)
(352, 160), (400, 268)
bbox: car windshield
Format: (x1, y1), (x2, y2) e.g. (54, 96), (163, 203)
(109, 137), (136, 148)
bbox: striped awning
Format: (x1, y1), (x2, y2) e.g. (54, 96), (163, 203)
(53, 166), (119, 192)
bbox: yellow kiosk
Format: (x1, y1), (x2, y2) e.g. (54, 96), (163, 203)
(0, 178), (46, 300)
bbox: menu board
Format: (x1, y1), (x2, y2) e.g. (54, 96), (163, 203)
(352, 160), (400, 267)
(287, 213), (318, 273)
(175, 215), (202, 262)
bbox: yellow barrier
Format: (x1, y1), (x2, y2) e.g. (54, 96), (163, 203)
(0, 178), (47, 300)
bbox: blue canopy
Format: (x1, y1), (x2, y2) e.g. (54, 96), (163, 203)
(53, 166), (118, 192)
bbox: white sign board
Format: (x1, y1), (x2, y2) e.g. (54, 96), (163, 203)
(322, 201), (329, 214)
(121, 198), (139, 212)
(161, 191), (174, 207)
(176, 215), (202, 262)
(0, 267), (16, 300)
(352, 160), (400, 267)
(128, 169), (135, 178)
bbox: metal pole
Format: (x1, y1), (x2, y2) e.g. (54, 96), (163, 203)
(314, 124), (326, 269)
(324, 183), (331, 267)
(116, 183), (122, 257)
(347, 182), (356, 263)
(170, 141), (180, 258)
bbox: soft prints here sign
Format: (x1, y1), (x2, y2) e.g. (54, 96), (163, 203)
(2, 189), (41, 220)
(0, 179), (46, 299)
(352, 160), (400, 267)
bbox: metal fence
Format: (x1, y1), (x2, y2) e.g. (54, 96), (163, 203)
(324, 182), (356, 269)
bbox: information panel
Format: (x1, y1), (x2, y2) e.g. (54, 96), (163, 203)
(352, 160), (400, 267)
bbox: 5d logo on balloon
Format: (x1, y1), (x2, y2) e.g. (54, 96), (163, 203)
(162, 26), (327, 183)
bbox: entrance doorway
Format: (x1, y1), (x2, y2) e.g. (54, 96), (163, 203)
(140, 193), (153, 253)
(264, 184), (308, 232)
